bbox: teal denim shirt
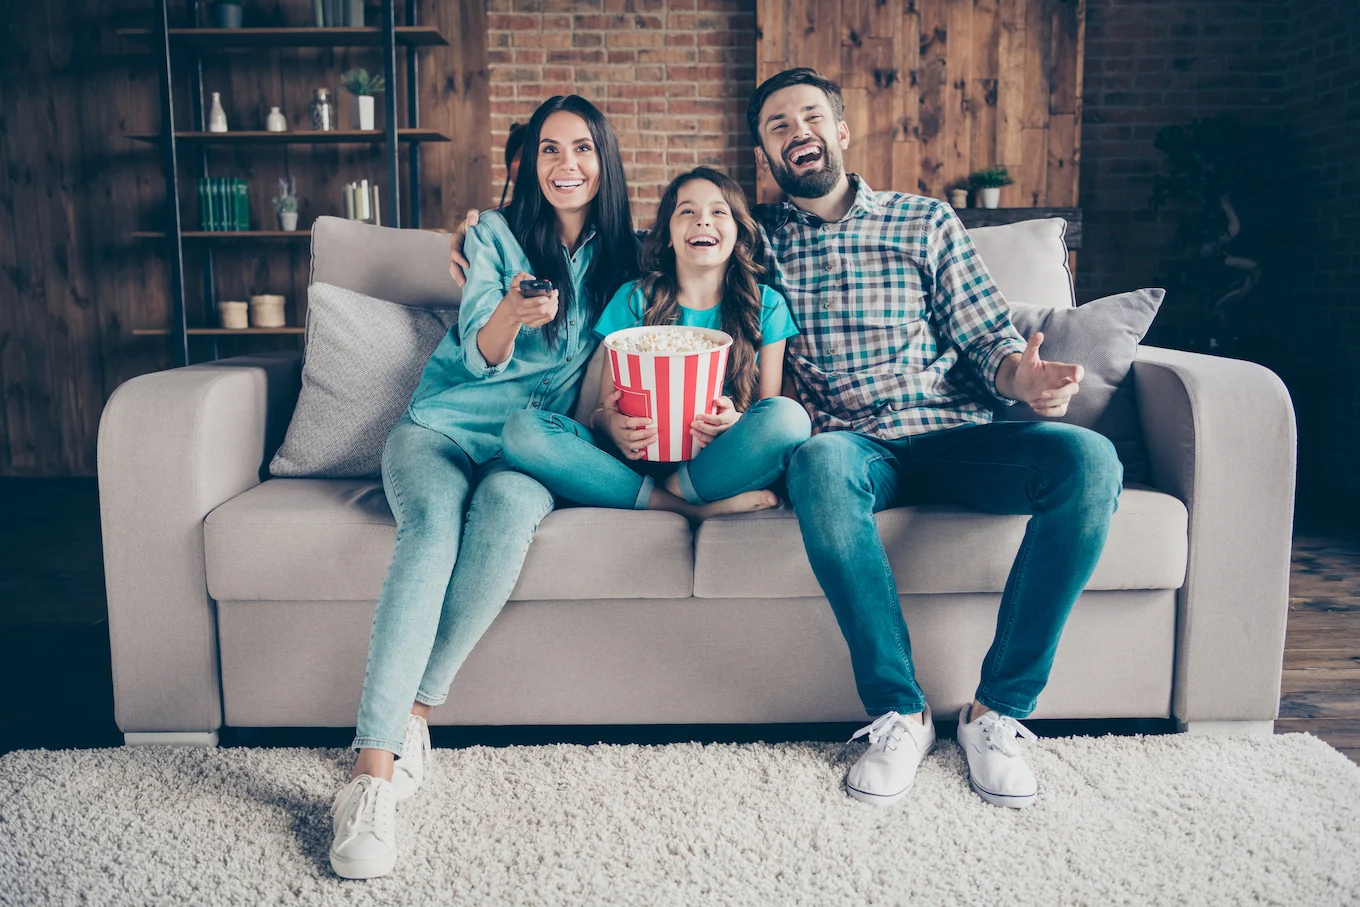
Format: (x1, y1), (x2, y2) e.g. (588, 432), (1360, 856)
(408, 210), (599, 464)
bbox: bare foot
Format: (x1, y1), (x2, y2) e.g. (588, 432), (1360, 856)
(694, 489), (779, 519)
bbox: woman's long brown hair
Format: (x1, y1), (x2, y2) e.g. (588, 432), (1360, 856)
(637, 167), (766, 413)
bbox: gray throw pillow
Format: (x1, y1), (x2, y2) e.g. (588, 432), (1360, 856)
(996, 288), (1165, 484)
(269, 282), (458, 478)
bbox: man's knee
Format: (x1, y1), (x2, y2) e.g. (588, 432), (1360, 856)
(1041, 424), (1123, 500)
(787, 432), (870, 500)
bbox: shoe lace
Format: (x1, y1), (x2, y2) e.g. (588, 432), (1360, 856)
(849, 711), (908, 753)
(977, 712), (1037, 757)
(334, 778), (385, 847)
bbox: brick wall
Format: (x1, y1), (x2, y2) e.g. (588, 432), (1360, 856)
(1282, 1), (1360, 498)
(1076, 0), (1287, 304)
(486, 0), (757, 228)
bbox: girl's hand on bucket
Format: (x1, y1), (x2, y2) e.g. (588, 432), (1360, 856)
(603, 388), (658, 459)
(690, 396), (738, 450)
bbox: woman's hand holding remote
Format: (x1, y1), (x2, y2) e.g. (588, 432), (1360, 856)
(498, 272), (559, 329)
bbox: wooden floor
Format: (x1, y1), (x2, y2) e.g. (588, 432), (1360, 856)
(0, 478), (1357, 761)
(1275, 534), (1360, 763)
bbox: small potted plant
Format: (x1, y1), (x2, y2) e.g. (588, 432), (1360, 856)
(340, 68), (386, 131)
(968, 166), (1013, 209)
(273, 176), (299, 231)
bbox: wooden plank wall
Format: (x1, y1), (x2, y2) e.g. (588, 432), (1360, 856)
(0, 0), (488, 476)
(756, 0), (1083, 207)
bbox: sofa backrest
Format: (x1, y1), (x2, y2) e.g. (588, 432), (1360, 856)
(309, 216), (462, 309)
(307, 212), (1074, 312)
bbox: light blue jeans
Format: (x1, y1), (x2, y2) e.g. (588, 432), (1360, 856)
(784, 421), (1123, 720)
(352, 414), (555, 754)
(500, 396), (812, 509)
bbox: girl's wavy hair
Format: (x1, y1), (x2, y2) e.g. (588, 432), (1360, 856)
(638, 168), (766, 412)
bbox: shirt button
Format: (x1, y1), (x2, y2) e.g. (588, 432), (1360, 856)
(823, 301), (833, 309)
(531, 401), (540, 408)
(824, 262), (834, 272)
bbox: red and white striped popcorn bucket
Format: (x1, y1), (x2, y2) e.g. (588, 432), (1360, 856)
(604, 326), (733, 462)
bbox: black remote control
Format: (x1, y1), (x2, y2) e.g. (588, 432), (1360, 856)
(520, 278), (554, 298)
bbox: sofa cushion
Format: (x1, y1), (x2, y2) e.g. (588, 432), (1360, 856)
(997, 289), (1165, 484)
(967, 217), (1074, 308)
(692, 486), (1187, 598)
(204, 479), (694, 602)
(269, 283), (457, 479)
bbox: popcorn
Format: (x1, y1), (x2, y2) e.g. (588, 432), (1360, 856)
(606, 327), (722, 354)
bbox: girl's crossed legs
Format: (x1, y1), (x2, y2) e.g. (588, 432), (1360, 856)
(501, 395), (810, 518)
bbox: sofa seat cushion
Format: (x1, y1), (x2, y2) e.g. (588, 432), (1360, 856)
(692, 486), (1187, 598)
(205, 478), (694, 602)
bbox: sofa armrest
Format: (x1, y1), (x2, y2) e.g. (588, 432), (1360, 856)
(97, 352), (302, 734)
(1132, 346), (1296, 724)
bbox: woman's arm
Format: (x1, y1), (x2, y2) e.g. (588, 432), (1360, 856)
(758, 339), (788, 399)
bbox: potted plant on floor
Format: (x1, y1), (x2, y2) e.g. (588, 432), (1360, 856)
(273, 176), (299, 232)
(968, 166), (1013, 209)
(340, 68), (386, 131)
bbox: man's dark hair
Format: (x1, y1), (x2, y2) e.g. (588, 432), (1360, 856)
(745, 67), (845, 147)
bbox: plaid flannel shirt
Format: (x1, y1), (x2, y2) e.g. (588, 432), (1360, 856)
(755, 175), (1028, 439)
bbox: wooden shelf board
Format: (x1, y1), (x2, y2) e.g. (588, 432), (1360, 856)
(134, 327), (305, 336)
(116, 26), (448, 48)
(132, 230), (309, 239)
(125, 129), (450, 145)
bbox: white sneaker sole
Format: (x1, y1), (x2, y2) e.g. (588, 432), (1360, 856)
(969, 775), (1037, 809)
(845, 740), (936, 806)
(330, 847), (397, 880)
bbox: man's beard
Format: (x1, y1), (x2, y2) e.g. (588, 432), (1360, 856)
(768, 140), (844, 199)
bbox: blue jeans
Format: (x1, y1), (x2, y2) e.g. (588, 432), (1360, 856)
(353, 415), (555, 754)
(784, 421), (1123, 720)
(500, 396), (811, 508)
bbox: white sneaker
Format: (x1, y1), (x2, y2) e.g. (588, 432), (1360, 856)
(330, 774), (398, 879)
(957, 705), (1039, 809)
(392, 714), (430, 803)
(844, 704), (937, 806)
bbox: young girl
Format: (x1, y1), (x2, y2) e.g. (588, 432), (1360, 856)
(502, 167), (810, 519)
(329, 95), (638, 880)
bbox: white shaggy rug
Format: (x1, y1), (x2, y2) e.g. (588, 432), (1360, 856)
(2, 733), (1358, 906)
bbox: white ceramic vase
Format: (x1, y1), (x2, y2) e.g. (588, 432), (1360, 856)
(208, 92), (228, 133)
(279, 211), (299, 231)
(981, 187), (1001, 209)
(265, 106), (287, 132)
(356, 95), (375, 131)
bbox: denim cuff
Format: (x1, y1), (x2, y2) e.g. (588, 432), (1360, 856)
(415, 690), (446, 707)
(633, 474), (655, 510)
(675, 461), (704, 504)
(351, 735), (404, 756)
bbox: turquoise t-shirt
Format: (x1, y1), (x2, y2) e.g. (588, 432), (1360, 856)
(408, 210), (600, 464)
(593, 281), (799, 347)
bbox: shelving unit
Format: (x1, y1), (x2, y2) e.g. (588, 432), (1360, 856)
(127, 0), (445, 366)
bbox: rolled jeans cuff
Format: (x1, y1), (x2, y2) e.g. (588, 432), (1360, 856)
(351, 735), (403, 756)
(633, 474), (655, 510)
(675, 461), (704, 504)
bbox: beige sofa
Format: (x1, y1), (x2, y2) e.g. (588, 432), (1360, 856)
(98, 216), (1297, 746)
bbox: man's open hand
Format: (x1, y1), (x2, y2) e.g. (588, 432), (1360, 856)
(1007, 333), (1083, 418)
